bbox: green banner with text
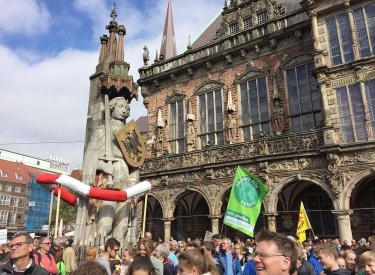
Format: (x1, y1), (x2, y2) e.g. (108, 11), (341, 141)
(223, 166), (268, 237)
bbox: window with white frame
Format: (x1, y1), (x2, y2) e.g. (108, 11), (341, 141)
(13, 197), (19, 207)
(326, 13), (355, 66)
(353, 3), (375, 58)
(244, 18), (253, 29)
(240, 77), (270, 140)
(258, 12), (268, 24)
(15, 173), (22, 180)
(0, 211), (8, 223)
(199, 90), (224, 147)
(286, 63), (322, 133)
(230, 23), (239, 34)
(15, 187), (21, 193)
(5, 186), (11, 192)
(0, 170), (7, 178)
(336, 80), (375, 143)
(169, 101), (185, 154)
(0, 196), (10, 206)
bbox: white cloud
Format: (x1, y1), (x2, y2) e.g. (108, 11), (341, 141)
(0, 0), (223, 171)
(0, 0), (50, 36)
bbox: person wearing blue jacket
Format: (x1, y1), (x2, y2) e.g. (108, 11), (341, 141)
(218, 238), (242, 275)
(309, 240), (324, 275)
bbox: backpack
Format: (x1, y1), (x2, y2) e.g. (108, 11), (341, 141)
(35, 252), (52, 265)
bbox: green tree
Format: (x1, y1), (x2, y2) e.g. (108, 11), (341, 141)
(48, 193), (78, 231)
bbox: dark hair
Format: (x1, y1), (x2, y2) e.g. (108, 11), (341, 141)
(127, 254), (156, 275)
(11, 233), (33, 244)
(54, 249), (64, 263)
(71, 261), (107, 275)
(202, 241), (215, 256)
(255, 229), (298, 275)
(105, 238), (120, 252)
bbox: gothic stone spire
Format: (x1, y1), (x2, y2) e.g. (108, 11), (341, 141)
(159, 0), (177, 61)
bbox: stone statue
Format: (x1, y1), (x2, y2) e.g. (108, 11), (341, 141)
(226, 114), (235, 143)
(186, 122), (195, 152)
(273, 101), (284, 132)
(155, 128), (163, 156)
(82, 96), (140, 246)
(143, 46), (150, 66)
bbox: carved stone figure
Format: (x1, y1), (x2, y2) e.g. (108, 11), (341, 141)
(186, 122), (196, 152)
(226, 114), (236, 143)
(83, 96), (140, 245)
(143, 46), (150, 66)
(273, 101), (284, 132)
(155, 128), (164, 156)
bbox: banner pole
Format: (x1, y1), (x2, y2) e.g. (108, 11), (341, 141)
(47, 191), (54, 238)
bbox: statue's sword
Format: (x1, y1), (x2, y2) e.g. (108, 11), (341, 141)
(99, 94), (118, 189)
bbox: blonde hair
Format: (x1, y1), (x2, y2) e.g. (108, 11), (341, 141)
(359, 251), (375, 268)
(137, 238), (155, 256)
(85, 247), (99, 262)
(178, 248), (218, 275)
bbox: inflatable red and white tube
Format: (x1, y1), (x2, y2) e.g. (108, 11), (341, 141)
(36, 174), (152, 206)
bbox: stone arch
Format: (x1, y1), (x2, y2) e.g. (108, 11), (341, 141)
(212, 183), (234, 215)
(138, 191), (164, 213)
(165, 187), (212, 218)
(267, 175), (339, 212)
(340, 168), (375, 209)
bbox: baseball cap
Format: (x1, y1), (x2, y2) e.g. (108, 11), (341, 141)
(212, 234), (221, 239)
(360, 238), (366, 243)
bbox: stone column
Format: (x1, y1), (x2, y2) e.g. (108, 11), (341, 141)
(344, 1), (359, 59)
(309, 10), (320, 52)
(264, 213), (278, 232)
(162, 218), (172, 242)
(209, 216), (222, 235)
(332, 210), (353, 243)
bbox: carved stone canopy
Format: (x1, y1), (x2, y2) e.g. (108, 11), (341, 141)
(194, 80), (225, 95)
(166, 92), (186, 104)
(233, 67), (268, 84)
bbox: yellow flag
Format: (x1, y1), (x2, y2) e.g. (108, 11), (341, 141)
(296, 202), (311, 243)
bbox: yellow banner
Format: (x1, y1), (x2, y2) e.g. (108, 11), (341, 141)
(296, 202), (311, 243)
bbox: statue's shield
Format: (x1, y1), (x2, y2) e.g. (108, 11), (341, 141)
(115, 119), (146, 168)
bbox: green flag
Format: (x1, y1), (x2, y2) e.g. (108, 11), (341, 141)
(223, 166), (268, 237)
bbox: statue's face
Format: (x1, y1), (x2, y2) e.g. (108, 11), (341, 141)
(112, 100), (130, 120)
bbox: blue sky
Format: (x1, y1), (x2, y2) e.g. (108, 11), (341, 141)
(0, 0), (223, 170)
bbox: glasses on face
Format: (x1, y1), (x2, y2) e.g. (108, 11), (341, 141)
(8, 242), (29, 249)
(179, 246), (184, 248)
(42, 242), (51, 245)
(112, 248), (119, 252)
(254, 251), (286, 260)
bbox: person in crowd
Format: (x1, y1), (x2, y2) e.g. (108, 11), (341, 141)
(359, 251), (375, 275)
(99, 245), (105, 257)
(178, 247), (218, 275)
(234, 242), (245, 268)
(35, 237), (59, 274)
(186, 238), (192, 245)
(203, 241), (225, 275)
(343, 250), (357, 275)
(128, 255), (156, 275)
(337, 255), (346, 269)
(253, 228), (297, 275)
(85, 247), (99, 262)
(308, 239), (323, 275)
(164, 242), (178, 265)
(314, 243), (350, 275)
(368, 229), (375, 252)
(244, 242), (253, 254)
(351, 241), (358, 250)
(355, 239), (370, 256)
(49, 237), (65, 256)
(120, 247), (136, 275)
(71, 260), (110, 275)
(146, 232), (153, 239)
(186, 243), (197, 250)
(54, 250), (66, 275)
(170, 241), (178, 256)
(0, 232), (48, 275)
(97, 238), (121, 275)
(156, 244), (174, 275)
(138, 237), (163, 275)
(177, 242), (186, 257)
(0, 244), (10, 263)
(219, 237), (242, 275)
(211, 234), (221, 255)
(294, 242), (314, 275)
(63, 239), (76, 274)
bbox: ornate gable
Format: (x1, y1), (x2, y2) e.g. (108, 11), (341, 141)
(194, 80), (225, 95)
(234, 67), (268, 83)
(280, 53), (313, 69)
(166, 92), (186, 104)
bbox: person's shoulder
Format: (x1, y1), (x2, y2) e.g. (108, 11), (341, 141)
(329, 268), (351, 275)
(30, 264), (49, 275)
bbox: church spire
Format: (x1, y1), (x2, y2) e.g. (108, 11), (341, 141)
(159, 0), (177, 61)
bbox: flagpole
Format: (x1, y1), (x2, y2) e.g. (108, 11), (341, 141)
(47, 191), (54, 238)
(302, 202), (315, 237)
(54, 185), (61, 238)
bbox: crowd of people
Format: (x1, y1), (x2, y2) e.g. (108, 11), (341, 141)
(1, 229), (375, 275)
